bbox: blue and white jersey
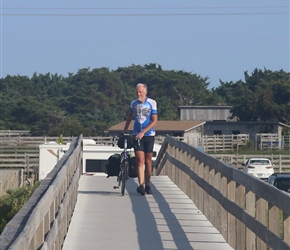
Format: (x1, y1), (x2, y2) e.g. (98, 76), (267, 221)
(130, 97), (157, 136)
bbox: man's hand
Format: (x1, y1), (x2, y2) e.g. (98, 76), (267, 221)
(136, 131), (144, 140)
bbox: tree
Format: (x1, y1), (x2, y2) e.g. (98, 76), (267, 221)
(214, 69), (290, 123)
(1, 66), (288, 136)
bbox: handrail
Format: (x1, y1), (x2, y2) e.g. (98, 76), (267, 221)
(154, 135), (290, 250)
(0, 135), (83, 250)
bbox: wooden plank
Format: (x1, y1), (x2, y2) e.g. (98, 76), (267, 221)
(245, 189), (256, 249)
(256, 197), (267, 249)
(269, 204), (281, 239)
(284, 213), (290, 245)
(220, 175), (228, 241)
(236, 184), (245, 250)
(227, 180), (236, 248)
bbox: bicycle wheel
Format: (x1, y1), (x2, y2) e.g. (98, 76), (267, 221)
(121, 160), (129, 196)
(117, 169), (122, 188)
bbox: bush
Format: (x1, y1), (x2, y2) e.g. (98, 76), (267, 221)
(239, 140), (255, 151)
(0, 182), (40, 234)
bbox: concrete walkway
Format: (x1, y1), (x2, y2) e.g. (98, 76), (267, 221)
(62, 174), (234, 250)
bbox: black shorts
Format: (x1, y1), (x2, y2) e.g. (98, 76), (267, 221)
(133, 136), (155, 153)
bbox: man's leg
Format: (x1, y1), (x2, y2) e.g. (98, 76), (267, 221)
(135, 150), (145, 185)
(144, 136), (154, 194)
(135, 150), (145, 195)
(144, 152), (153, 186)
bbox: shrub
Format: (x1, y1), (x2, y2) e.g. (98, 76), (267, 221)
(0, 182), (40, 234)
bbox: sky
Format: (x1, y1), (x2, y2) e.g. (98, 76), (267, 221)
(0, 0), (289, 89)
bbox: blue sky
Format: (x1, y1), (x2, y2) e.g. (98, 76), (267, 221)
(0, 0), (289, 88)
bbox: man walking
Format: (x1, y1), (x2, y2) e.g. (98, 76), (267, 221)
(123, 83), (158, 195)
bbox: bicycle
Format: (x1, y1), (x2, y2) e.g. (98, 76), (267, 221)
(113, 134), (136, 196)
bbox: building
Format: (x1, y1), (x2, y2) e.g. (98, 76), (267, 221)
(107, 120), (205, 146)
(204, 120), (290, 149)
(179, 105), (236, 121)
(107, 106), (290, 150)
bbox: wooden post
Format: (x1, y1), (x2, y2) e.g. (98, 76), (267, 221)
(220, 175), (228, 241)
(26, 153), (30, 179)
(227, 180), (237, 248)
(236, 184), (245, 250)
(246, 189), (256, 249)
(256, 197), (267, 249)
(284, 212), (290, 245)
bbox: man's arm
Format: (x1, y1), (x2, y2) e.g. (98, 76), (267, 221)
(123, 111), (133, 133)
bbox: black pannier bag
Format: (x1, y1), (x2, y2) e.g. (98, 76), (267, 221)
(117, 135), (134, 149)
(128, 154), (138, 178)
(106, 153), (121, 178)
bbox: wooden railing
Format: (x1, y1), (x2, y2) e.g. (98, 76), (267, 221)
(154, 135), (290, 250)
(0, 136), (83, 250)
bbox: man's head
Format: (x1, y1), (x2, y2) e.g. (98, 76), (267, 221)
(136, 83), (147, 103)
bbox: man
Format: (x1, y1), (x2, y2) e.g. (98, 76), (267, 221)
(123, 83), (158, 195)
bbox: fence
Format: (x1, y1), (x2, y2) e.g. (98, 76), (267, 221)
(156, 134), (250, 152)
(0, 136), (82, 250)
(1, 130), (290, 151)
(202, 134), (249, 152)
(0, 136), (72, 145)
(0, 136), (113, 170)
(283, 135), (290, 150)
(0, 135), (112, 146)
(0, 130), (30, 137)
(0, 169), (24, 197)
(1, 135), (290, 175)
(0, 149), (39, 169)
(154, 135), (290, 250)
(256, 134), (290, 150)
(213, 153), (290, 172)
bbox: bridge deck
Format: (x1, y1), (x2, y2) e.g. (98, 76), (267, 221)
(62, 175), (233, 250)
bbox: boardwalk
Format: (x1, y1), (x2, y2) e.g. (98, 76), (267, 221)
(62, 175), (233, 250)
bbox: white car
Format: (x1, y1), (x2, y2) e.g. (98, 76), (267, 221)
(242, 158), (274, 180)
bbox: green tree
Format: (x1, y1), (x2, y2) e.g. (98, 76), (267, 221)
(214, 69), (290, 123)
(1, 66), (288, 136)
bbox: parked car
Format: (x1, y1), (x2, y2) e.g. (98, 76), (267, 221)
(242, 158), (274, 180)
(267, 173), (290, 193)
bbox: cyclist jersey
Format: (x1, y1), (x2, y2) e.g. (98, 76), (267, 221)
(130, 97), (157, 136)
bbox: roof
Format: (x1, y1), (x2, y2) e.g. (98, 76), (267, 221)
(179, 105), (232, 109)
(107, 120), (206, 133)
(279, 122), (290, 129)
(205, 120), (290, 129)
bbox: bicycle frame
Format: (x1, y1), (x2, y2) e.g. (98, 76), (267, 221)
(113, 134), (131, 196)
